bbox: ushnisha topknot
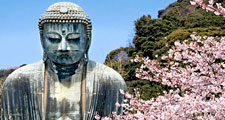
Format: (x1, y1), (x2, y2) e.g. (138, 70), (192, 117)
(38, 2), (92, 40)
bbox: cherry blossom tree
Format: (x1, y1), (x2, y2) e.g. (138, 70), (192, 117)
(97, 34), (225, 120)
(109, 34), (225, 120)
(96, 1), (225, 119)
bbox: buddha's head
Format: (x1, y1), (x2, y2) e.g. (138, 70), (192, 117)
(39, 2), (92, 65)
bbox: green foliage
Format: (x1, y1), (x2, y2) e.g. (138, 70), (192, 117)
(105, 47), (132, 78)
(126, 80), (173, 100)
(134, 15), (176, 38)
(154, 27), (225, 58)
(162, 9), (182, 27)
(133, 15), (177, 58)
(122, 61), (141, 81)
(183, 12), (225, 28)
(104, 47), (128, 64)
(134, 15), (152, 37)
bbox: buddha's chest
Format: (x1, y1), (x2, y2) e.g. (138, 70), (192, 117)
(47, 76), (82, 120)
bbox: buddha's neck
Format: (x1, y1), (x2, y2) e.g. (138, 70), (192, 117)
(46, 59), (84, 80)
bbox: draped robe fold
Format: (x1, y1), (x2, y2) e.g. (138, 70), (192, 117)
(1, 60), (127, 120)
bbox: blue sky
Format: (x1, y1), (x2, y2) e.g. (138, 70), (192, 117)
(0, 0), (176, 69)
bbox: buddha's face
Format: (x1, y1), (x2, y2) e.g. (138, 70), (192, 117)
(42, 23), (86, 65)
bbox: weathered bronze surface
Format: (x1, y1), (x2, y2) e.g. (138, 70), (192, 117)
(1, 2), (127, 120)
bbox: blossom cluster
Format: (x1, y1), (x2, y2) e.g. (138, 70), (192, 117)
(99, 34), (225, 120)
(190, 0), (225, 17)
(131, 34), (225, 119)
(136, 34), (225, 95)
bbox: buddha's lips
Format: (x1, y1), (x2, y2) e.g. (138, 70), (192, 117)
(53, 50), (81, 55)
(53, 50), (80, 52)
(58, 54), (70, 57)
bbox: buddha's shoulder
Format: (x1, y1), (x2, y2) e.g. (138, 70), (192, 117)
(88, 60), (117, 73)
(88, 61), (127, 89)
(88, 60), (124, 80)
(4, 60), (43, 85)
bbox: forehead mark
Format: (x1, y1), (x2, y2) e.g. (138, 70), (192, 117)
(62, 28), (66, 35)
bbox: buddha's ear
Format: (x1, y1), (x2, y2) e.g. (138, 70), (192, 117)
(43, 51), (48, 62)
(40, 32), (47, 50)
(83, 37), (90, 62)
(39, 28), (44, 47)
(84, 24), (91, 53)
(41, 31), (48, 62)
(41, 35), (48, 62)
(85, 37), (91, 51)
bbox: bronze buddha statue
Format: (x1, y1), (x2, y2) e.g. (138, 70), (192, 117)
(1, 2), (127, 120)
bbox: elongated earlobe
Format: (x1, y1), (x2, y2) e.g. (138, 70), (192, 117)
(43, 52), (48, 62)
(84, 53), (88, 62)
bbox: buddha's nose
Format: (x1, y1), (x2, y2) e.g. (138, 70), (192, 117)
(58, 38), (70, 51)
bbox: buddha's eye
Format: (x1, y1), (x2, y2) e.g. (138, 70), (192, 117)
(46, 33), (61, 43)
(67, 37), (80, 42)
(67, 33), (80, 43)
(48, 37), (61, 43)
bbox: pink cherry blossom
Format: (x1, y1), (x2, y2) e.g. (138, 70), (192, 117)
(103, 34), (225, 120)
(190, 0), (225, 17)
(95, 114), (101, 120)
